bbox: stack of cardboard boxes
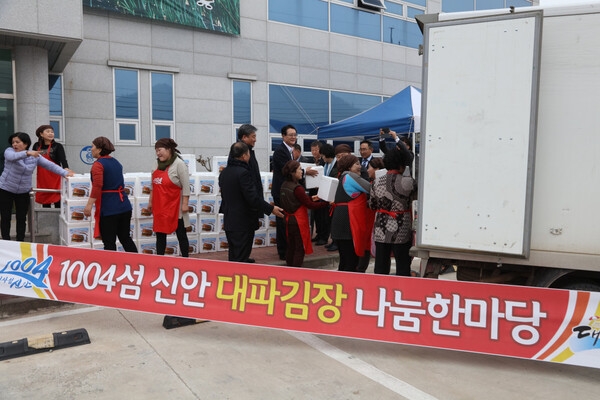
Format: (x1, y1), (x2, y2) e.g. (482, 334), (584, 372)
(59, 155), (277, 255)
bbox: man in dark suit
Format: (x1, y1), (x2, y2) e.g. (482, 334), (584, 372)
(220, 142), (283, 262)
(271, 124), (317, 260)
(358, 139), (374, 180)
(231, 124), (265, 262)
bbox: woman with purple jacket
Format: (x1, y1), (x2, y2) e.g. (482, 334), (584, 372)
(0, 132), (74, 241)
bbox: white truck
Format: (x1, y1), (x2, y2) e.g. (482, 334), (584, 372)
(413, 2), (600, 290)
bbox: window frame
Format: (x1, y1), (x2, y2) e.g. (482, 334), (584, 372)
(150, 71), (175, 142)
(48, 73), (65, 143)
(113, 68), (141, 145)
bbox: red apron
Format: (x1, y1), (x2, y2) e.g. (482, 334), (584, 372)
(285, 205), (312, 255)
(35, 144), (61, 205)
(347, 193), (376, 257)
(151, 167), (181, 234)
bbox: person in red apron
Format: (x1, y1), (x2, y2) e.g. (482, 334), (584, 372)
(330, 155), (375, 272)
(32, 125), (69, 208)
(82, 136), (138, 253)
(147, 138), (190, 257)
(280, 160), (329, 267)
(368, 145), (416, 276)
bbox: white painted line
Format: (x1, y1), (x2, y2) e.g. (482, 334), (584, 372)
(0, 306), (102, 327)
(287, 331), (439, 400)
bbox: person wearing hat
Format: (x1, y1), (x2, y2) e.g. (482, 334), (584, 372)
(32, 125), (69, 208)
(147, 138), (190, 258)
(83, 136), (138, 253)
(0, 132), (74, 241)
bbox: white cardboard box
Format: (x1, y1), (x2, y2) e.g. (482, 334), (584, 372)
(253, 230), (267, 248)
(199, 195), (218, 214)
(213, 156), (228, 173)
(180, 154), (196, 175)
(135, 196), (152, 219)
(199, 216), (218, 233)
(63, 175), (91, 199)
(137, 218), (155, 238)
(188, 236), (200, 255)
(135, 174), (152, 197)
(303, 165), (324, 189)
(61, 198), (93, 222)
(197, 172), (218, 195)
(217, 232), (229, 252)
(187, 195), (198, 213)
(199, 233), (218, 252)
(268, 229), (277, 246)
(317, 176), (339, 202)
(59, 217), (92, 245)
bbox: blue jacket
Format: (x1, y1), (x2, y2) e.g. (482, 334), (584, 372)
(0, 147), (68, 194)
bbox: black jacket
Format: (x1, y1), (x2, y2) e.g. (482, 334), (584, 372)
(219, 158), (274, 232)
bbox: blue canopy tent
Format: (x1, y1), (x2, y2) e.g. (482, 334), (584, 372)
(316, 85), (421, 141)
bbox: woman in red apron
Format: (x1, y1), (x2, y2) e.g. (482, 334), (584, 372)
(147, 138), (191, 258)
(280, 160), (329, 267)
(368, 144), (416, 276)
(32, 125), (69, 208)
(330, 154), (375, 272)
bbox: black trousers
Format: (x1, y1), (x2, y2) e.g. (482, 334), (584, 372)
(225, 229), (254, 262)
(337, 239), (360, 272)
(374, 241), (412, 276)
(156, 218), (189, 257)
(273, 196), (287, 257)
(312, 206), (330, 242)
(0, 189), (30, 241)
(100, 210), (138, 252)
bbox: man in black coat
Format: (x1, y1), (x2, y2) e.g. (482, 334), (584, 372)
(230, 124), (266, 262)
(220, 142), (283, 262)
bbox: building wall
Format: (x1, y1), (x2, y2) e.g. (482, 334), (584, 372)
(60, 1), (423, 174)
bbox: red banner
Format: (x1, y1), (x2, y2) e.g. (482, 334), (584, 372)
(1, 240), (599, 368)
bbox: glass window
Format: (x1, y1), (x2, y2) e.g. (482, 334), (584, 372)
(476, 0), (504, 10)
(384, 2), (404, 16)
(331, 91), (381, 123)
(507, 0), (533, 7)
(233, 80), (251, 124)
(0, 49), (12, 95)
(383, 16), (421, 48)
(0, 98), (14, 175)
(442, 0), (474, 12)
(154, 125), (171, 140)
(151, 72), (173, 121)
(268, 0), (328, 31)
(331, 4), (381, 42)
(114, 68), (139, 143)
(151, 72), (174, 141)
(49, 75), (62, 116)
(407, 6), (423, 19)
(119, 124), (137, 141)
(269, 85), (329, 134)
(115, 69), (139, 119)
(406, 0), (426, 6)
(49, 74), (63, 141)
(49, 120), (61, 140)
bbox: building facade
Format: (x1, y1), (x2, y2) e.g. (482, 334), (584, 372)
(0, 0), (533, 174)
